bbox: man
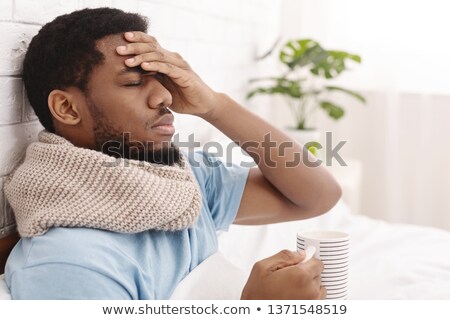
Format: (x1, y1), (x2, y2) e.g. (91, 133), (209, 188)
(4, 8), (341, 299)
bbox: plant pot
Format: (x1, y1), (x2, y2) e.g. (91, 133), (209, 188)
(283, 128), (321, 146)
(283, 128), (322, 158)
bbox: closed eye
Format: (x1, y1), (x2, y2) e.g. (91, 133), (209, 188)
(123, 72), (159, 87)
(124, 81), (143, 87)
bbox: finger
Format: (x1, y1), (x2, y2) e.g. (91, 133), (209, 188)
(313, 274), (322, 286)
(117, 42), (158, 56)
(117, 42), (189, 70)
(256, 250), (306, 273)
(140, 61), (185, 83)
(302, 258), (324, 278)
(124, 31), (157, 44)
(124, 50), (187, 69)
(319, 285), (327, 299)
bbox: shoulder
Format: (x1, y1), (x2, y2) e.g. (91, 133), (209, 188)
(184, 149), (218, 176)
(184, 149), (250, 190)
(183, 150), (250, 231)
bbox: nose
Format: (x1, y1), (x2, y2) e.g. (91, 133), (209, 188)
(145, 77), (172, 109)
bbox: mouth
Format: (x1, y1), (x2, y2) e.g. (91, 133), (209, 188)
(151, 114), (175, 135)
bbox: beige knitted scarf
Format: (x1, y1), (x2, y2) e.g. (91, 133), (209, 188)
(4, 130), (202, 237)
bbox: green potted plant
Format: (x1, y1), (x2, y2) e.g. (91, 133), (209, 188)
(247, 39), (366, 148)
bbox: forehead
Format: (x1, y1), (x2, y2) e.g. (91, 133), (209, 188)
(95, 34), (128, 67)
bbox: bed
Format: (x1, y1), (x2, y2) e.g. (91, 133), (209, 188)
(171, 201), (450, 299)
(2, 200), (450, 299)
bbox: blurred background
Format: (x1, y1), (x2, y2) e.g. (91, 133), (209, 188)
(1, 0), (449, 237)
(279, 0), (450, 230)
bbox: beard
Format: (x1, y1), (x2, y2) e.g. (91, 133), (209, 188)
(87, 98), (181, 167)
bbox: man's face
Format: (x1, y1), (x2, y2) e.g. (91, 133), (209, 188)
(83, 34), (180, 165)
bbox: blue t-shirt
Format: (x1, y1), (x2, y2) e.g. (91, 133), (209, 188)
(5, 151), (249, 299)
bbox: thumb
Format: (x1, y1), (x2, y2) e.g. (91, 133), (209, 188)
(259, 250), (306, 272)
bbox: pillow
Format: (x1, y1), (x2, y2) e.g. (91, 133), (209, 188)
(0, 274), (11, 300)
(170, 251), (249, 300)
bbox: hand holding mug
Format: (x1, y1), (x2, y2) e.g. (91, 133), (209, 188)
(241, 249), (326, 300)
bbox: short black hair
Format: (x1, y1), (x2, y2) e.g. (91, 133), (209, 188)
(23, 7), (148, 133)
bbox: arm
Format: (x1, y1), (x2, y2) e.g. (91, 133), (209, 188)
(118, 32), (332, 301)
(200, 93), (342, 224)
(117, 32), (342, 225)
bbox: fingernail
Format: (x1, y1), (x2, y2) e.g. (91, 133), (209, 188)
(125, 32), (134, 39)
(117, 46), (127, 52)
(142, 62), (150, 67)
(125, 58), (135, 64)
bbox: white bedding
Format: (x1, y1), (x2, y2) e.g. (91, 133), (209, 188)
(0, 274), (10, 300)
(174, 201), (450, 299)
(2, 201), (450, 299)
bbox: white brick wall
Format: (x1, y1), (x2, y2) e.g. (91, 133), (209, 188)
(13, 0), (82, 24)
(0, 0), (13, 20)
(0, 176), (16, 238)
(0, 0), (281, 236)
(0, 78), (23, 125)
(0, 23), (40, 75)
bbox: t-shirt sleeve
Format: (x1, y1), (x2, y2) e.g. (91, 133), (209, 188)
(188, 150), (250, 231)
(9, 263), (133, 300)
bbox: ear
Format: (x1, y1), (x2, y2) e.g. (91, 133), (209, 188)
(48, 89), (81, 126)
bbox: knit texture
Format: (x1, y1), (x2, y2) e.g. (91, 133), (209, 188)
(4, 130), (202, 237)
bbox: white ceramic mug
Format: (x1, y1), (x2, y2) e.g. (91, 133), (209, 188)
(297, 230), (350, 300)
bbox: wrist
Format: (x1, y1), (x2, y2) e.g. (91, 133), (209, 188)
(197, 92), (230, 123)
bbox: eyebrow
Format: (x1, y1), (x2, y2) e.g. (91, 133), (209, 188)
(117, 66), (149, 76)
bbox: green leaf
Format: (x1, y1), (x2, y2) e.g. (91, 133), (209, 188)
(303, 89), (323, 96)
(279, 39), (315, 64)
(319, 101), (345, 119)
(304, 141), (321, 157)
(246, 80), (303, 100)
(279, 39), (328, 69)
(324, 86), (366, 103)
(248, 76), (306, 84)
(246, 88), (271, 99)
(346, 54), (361, 63)
(310, 50), (362, 79)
